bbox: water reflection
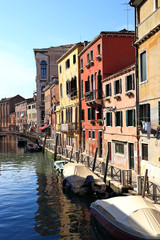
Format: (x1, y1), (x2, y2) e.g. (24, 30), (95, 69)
(0, 135), (115, 240)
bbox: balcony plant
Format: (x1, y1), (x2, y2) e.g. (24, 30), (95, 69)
(96, 119), (103, 125)
(105, 96), (110, 101)
(114, 95), (121, 100)
(90, 120), (95, 125)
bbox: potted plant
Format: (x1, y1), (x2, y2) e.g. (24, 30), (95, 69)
(90, 120), (95, 125)
(105, 96), (110, 101)
(97, 119), (103, 125)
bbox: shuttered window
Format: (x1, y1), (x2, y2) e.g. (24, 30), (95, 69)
(106, 112), (112, 126)
(88, 107), (95, 120)
(125, 73), (135, 91)
(115, 111), (122, 127)
(142, 143), (148, 160)
(81, 109), (84, 121)
(138, 104), (150, 125)
(126, 109), (135, 127)
(114, 79), (122, 95)
(105, 83), (111, 97)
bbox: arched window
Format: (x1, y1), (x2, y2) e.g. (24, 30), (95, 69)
(40, 61), (47, 77)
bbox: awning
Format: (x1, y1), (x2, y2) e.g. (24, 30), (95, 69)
(39, 126), (49, 130)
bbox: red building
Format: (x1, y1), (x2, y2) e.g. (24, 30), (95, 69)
(79, 29), (135, 160)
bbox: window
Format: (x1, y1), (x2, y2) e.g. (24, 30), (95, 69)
(140, 51), (147, 83)
(28, 106), (31, 109)
(115, 111), (122, 126)
(92, 130), (95, 139)
(66, 80), (70, 95)
(105, 83), (111, 97)
(106, 112), (112, 126)
(32, 104), (36, 109)
(65, 59), (70, 69)
(90, 50), (93, 61)
(81, 109), (84, 121)
(59, 65), (62, 73)
(138, 104), (150, 125)
(97, 107), (102, 120)
(80, 58), (83, 69)
(154, 0), (158, 10)
(60, 84), (63, 97)
(142, 143), (148, 160)
(73, 54), (76, 64)
(114, 79), (122, 95)
(87, 53), (90, 63)
(40, 60), (47, 77)
(115, 143), (124, 155)
(126, 109), (135, 127)
(97, 43), (101, 56)
(125, 74), (134, 91)
(88, 107), (95, 120)
(85, 78), (90, 93)
(89, 130), (91, 139)
(70, 77), (77, 97)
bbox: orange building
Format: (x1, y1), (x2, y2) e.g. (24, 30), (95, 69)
(79, 30), (135, 160)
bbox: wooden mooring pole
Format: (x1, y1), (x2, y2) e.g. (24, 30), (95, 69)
(54, 134), (58, 162)
(42, 134), (47, 154)
(92, 147), (98, 172)
(103, 152), (109, 183)
(70, 143), (74, 162)
(142, 169), (148, 198)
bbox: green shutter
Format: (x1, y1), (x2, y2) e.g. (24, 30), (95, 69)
(106, 113), (108, 126)
(159, 102), (160, 125)
(138, 105), (141, 125)
(110, 113), (112, 126)
(146, 103), (150, 122)
(126, 110), (128, 127)
(120, 111), (122, 126)
(132, 109), (135, 127)
(115, 112), (117, 126)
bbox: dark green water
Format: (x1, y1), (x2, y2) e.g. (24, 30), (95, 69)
(0, 135), (115, 240)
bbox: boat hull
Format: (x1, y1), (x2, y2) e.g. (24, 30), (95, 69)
(91, 208), (147, 240)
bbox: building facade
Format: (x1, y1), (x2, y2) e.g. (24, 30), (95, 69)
(33, 44), (73, 134)
(79, 30), (135, 160)
(0, 95), (25, 131)
(102, 65), (139, 173)
(57, 43), (84, 152)
(27, 101), (37, 133)
(130, 0), (160, 182)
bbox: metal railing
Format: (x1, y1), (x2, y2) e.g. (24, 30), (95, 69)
(85, 90), (102, 103)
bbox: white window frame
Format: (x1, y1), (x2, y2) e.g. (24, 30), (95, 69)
(140, 50), (147, 84)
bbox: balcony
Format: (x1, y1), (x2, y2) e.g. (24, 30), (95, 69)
(85, 90), (102, 106)
(60, 122), (79, 133)
(68, 89), (77, 98)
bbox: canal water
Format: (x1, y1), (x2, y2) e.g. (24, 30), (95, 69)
(0, 135), (115, 240)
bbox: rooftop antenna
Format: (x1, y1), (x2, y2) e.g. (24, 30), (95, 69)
(122, 2), (131, 30)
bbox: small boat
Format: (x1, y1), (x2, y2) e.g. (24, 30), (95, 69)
(54, 160), (69, 172)
(90, 195), (160, 240)
(62, 162), (106, 195)
(26, 142), (42, 152)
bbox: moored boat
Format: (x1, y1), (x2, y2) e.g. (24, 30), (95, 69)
(54, 160), (69, 172)
(26, 142), (42, 152)
(90, 195), (160, 240)
(17, 137), (27, 147)
(62, 162), (106, 195)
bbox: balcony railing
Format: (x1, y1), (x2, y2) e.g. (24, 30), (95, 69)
(85, 90), (102, 106)
(60, 122), (79, 133)
(68, 89), (77, 98)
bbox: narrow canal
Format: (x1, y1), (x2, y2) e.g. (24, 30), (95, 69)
(0, 135), (115, 240)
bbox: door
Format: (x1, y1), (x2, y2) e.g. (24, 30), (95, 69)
(107, 141), (112, 162)
(128, 143), (134, 170)
(98, 131), (103, 158)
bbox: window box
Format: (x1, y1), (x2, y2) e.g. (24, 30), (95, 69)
(114, 95), (121, 100)
(79, 68), (83, 73)
(105, 97), (110, 101)
(137, 125), (142, 131)
(96, 119), (103, 125)
(86, 63), (90, 69)
(90, 120), (95, 125)
(96, 55), (101, 61)
(125, 91), (133, 96)
(90, 60), (94, 66)
(85, 91), (90, 96)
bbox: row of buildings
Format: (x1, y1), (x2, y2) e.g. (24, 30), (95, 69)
(33, 0), (160, 183)
(0, 0), (159, 184)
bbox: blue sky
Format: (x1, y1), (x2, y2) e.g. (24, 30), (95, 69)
(0, 0), (134, 99)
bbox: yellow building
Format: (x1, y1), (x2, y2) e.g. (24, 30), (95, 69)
(130, 0), (160, 183)
(57, 43), (84, 152)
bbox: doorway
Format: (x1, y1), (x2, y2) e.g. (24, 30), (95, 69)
(128, 143), (134, 170)
(98, 131), (103, 158)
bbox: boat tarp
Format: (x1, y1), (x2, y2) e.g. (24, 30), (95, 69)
(63, 163), (105, 188)
(91, 196), (160, 239)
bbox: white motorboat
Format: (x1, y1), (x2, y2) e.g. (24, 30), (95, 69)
(54, 160), (69, 172)
(62, 162), (106, 195)
(90, 195), (160, 240)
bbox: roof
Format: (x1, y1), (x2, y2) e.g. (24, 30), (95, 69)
(15, 98), (33, 106)
(79, 29), (135, 56)
(33, 44), (74, 55)
(57, 42), (85, 63)
(0, 94), (24, 103)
